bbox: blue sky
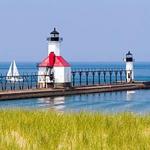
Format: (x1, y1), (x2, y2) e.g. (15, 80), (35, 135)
(0, 0), (150, 62)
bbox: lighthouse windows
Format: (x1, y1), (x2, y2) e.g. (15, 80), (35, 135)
(126, 57), (133, 62)
(51, 33), (59, 38)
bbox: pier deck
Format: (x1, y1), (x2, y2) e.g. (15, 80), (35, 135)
(0, 82), (149, 100)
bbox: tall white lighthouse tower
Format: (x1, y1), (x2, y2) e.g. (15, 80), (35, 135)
(124, 51), (134, 83)
(47, 27), (62, 56)
(38, 28), (71, 88)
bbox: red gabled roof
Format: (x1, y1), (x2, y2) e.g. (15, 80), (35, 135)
(39, 56), (70, 67)
(54, 56), (70, 67)
(38, 57), (49, 67)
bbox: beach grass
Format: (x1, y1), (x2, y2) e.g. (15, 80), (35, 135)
(0, 110), (150, 150)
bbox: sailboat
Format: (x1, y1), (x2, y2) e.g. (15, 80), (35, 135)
(6, 60), (23, 82)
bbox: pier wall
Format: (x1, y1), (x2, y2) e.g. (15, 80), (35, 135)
(0, 82), (148, 100)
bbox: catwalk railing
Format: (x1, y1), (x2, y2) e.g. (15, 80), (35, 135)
(0, 74), (39, 91)
(71, 69), (130, 86)
(0, 69), (131, 91)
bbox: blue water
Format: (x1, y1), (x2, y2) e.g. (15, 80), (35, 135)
(0, 62), (150, 114)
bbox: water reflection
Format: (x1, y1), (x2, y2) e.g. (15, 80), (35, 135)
(38, 97), (65, 111)
(126, 91), (136, 101)
(0, 90), (150, 114)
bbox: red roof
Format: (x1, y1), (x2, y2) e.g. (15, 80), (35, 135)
(39, 56), (70, 67)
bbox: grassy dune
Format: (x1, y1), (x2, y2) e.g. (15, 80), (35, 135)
(0, 110), (150, 150)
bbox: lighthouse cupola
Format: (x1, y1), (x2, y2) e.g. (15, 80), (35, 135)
(49, 28), (59, 41)
(47, 28), (62, 56)
(124, 51), (134, 83)
(126, 51), (133, 62)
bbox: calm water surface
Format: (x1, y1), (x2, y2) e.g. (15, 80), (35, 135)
(0, 90), (150, 114)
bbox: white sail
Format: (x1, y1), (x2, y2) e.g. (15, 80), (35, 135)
(7, 62), (13, 77)
(13, 60), (20, 76)
(6, 60), (23, 82)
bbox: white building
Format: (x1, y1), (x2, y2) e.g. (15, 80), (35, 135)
(38, 28), (71, 88)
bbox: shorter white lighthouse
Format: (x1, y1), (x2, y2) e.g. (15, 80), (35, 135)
(38, 28), (71, 88)
(124, 51), (134, 83)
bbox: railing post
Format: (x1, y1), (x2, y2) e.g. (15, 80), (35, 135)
(103, 71), (106, 84)
(98, 71), (101, 85)
(120, 70), (123, 83)
(72, 72), (76, 87)
(4, 79), (7, 91)
(36, 73), (38, 89)
(115, 71), (118, 84)
(27, 74), (30, 89)
(109, 71), (112, 84)
(92, 71), (95, 85)
(13, 79), (15, 90)
(85, 71), (89, 86)
(0, 74), (3, 91)
(22, 74), (25, 89)
(79, 71), (82, 86)
(30, 75), (33, 89)
(19, 80), (21, 90)
(124, 70), (127, 83)
(10, 80), (12, 90)
(44, 74), (46, 88)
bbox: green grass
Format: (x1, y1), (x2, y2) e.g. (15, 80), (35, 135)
(0, 110), (150, 150)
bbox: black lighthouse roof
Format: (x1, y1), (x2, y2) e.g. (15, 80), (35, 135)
(47, 28), (60, 41)
(50, 28), (59, 35)
(126, 51), (132, 56)
(125, 51), (133, 62)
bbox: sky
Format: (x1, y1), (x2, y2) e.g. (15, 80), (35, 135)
(0, 0), (150, 62)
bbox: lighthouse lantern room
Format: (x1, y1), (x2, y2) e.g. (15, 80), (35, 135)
(47, 27), (62, 56)
(124, 51), (134, 83)
(38, 28), (71, 88)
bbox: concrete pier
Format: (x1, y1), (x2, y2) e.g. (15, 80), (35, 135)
(0, 82), (149, 101)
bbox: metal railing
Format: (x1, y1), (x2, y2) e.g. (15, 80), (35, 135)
(71, 69), (131, 86)
(0, 69), (131, 91)
(0, 74), (54, 91)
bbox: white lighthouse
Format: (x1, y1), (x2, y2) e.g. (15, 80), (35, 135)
(124, 51), (134, 83)
(38, 28), (71, 88)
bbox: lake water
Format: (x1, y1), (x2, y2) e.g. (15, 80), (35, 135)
(0, 62), (150, 114)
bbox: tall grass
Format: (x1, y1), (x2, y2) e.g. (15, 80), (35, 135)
(0, 110), (150, 150)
